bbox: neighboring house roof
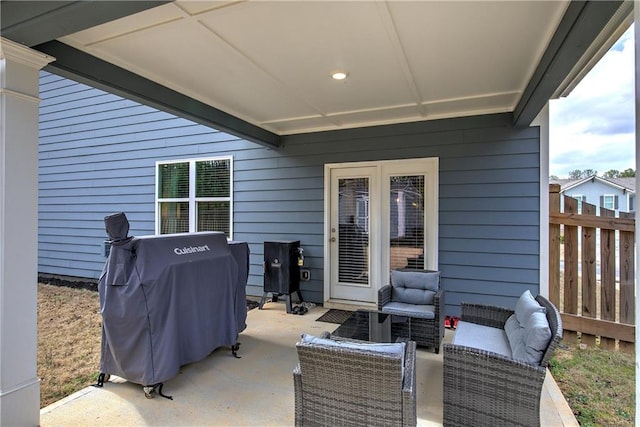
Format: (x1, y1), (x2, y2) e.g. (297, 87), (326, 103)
(549, 178), (579, 189)
(604, 177), (636, 192)
(550, 175), (635, 194)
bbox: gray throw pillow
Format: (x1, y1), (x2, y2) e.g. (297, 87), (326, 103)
(523, 311), (552, 364)
(392, 270), (439, 291)
(504, 314), (525, 358)
(514, 289), (546, 325)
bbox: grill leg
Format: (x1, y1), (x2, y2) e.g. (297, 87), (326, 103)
(260, 291), (301, 314)
(285, 294), (292, 313)
(258, 292), (269, 309)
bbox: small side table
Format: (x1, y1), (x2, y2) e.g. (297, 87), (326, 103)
(332, 310), (411, 343)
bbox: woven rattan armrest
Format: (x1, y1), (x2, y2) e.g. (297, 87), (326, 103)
(402, 341), (417, 427)
(293, 364), (303, 427)
(460, 302), (513, 329)
(378, 285), (392, 310)
(443, 343), (546, 376)
(434, 289), (444, 313)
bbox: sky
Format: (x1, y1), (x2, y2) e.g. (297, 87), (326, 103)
(549, 24), (635, 179)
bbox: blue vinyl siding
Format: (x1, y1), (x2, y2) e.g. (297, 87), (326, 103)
(279, 117), (540, 311)
(38, 72), (541, 313)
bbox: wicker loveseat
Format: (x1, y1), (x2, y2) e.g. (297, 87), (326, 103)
(293, 333), (417, 427)
(378, 269), (444, 353)
(443, 291), (563, 427)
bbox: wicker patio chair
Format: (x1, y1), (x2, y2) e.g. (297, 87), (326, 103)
(293, 336), (417, 427)
(442, 294), (563, 427)
(378, 269), (444, 353)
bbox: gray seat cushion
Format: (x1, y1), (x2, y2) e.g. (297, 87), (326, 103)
(452, 321), (512, 358)
(381, 302), (436, 319)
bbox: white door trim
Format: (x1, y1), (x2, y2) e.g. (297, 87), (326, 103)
(324, 158), (439, 307)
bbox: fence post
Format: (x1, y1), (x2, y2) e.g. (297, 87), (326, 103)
(619, 211), (635, 352)
(581, 201), (597, 346)
(563, 196), (579, 344)
(549, 184), (561, 306)
(600, 207), (617, 350)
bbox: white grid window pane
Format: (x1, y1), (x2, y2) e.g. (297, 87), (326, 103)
(159, 201), (189, 234)
(197, 201), (230, 236)
(603, 195), (615, 209)
(196, 159), (230, 198)
(158, 162), (189, 198)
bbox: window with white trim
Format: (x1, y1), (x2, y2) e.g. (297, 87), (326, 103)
(601, 194), (617, 210)
(156, 157), (232, 237)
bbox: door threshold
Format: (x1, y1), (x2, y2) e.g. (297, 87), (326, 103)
(324, 299), (377, 311)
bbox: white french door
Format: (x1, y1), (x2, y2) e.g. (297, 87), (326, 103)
(328, 166), (379, 302)
(325, 158), (438, 305)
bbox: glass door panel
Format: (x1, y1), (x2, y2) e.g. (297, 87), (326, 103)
(338, 177), (369, 285)
(389, 175), (425, 270)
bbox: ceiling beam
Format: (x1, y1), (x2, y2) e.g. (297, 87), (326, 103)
(513, 0), (625, 127)
(0, 1), (170, 47)
(36, 41), (282, 148)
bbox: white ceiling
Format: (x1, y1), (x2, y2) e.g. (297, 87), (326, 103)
(60, 1), (570, 135)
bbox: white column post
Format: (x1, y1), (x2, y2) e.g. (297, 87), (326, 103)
(0, 38), (54, 426)
(634, 3), (640, 421)
(535, 104), (550, 297)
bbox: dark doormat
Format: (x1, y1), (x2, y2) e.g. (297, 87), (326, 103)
(316, 309), (354, 324)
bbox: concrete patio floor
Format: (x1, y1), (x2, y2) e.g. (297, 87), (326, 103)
(40, 302), (578, 426)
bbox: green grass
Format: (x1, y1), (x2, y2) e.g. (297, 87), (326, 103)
(550, 343), (635, 426)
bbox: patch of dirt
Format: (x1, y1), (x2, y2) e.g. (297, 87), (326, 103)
(38, 275), (98, 292)
(38, 283), (101, 408)
(552, 344), (574, 362)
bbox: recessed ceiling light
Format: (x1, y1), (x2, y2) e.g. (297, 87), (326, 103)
(331, 71), (349, 80)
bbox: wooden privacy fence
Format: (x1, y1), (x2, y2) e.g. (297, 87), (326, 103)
(549, 184), (635, 351)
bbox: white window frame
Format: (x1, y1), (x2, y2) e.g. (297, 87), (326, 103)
(602, 194), (616, 210)
(155, 156), (233, 237)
